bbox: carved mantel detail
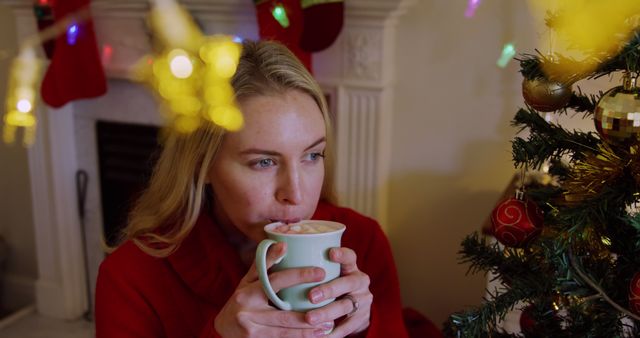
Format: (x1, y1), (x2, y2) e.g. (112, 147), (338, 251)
(345, 30), (382, 81)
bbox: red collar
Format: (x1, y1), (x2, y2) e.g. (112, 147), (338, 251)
(166, 211), (246, 307)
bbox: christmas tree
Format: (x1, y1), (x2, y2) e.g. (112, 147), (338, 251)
(444, 3), (640, 338)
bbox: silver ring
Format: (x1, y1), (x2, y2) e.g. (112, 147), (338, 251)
(343, 294), (359, 317)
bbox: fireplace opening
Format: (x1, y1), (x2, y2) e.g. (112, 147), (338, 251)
(96, 120), (161, 247)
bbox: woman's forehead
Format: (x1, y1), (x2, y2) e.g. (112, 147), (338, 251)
(223, 91), (326, 151)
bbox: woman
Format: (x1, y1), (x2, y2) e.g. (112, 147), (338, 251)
(96, 40), (411, 337)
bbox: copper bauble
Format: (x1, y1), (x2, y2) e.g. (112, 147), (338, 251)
(522, 78), (573, 112)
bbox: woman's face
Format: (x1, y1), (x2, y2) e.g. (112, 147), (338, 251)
(207, 90), (326, 242)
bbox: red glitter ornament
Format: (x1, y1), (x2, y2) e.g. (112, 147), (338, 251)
(490, 192), (543, 248)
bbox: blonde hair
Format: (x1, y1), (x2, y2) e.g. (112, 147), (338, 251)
(120, 40), (336, 257)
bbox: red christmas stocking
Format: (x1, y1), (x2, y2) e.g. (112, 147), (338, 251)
(33, 0), (56, 59)
(41, 0), (107, 108)
(253, 0), (312, 72)
(299, 0), (344, 52)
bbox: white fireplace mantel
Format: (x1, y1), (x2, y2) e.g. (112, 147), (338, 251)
(1, 0), (415, 319)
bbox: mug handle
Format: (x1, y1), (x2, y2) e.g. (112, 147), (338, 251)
(256, 239), (292, 311)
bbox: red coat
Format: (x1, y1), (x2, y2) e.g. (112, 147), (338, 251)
(96, 202), (412, 337)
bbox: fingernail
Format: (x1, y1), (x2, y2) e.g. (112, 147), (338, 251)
(310, 290), (323, 303)
(314, 329), (327, 337)
(320, 321), (334, 330)
(307, 313), (319, 325)
(332, 248), (341, 259)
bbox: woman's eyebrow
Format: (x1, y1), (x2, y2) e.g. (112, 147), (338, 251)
(304, 137), (326, 151)
(239, 148), (281, 156)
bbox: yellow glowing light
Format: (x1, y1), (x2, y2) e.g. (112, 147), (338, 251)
(169, 50), (193, 79)
(213, 55), (239, 79)
(527, 0), (640, 77)
(158, 81), (175, 99)
(16, 87), (35, 100)
(5, 111), (36, 126)
(170, 96), (202, 115)
(174, 115), (200, 133)
(3, 47), (41, 146)
(148, 0), (204, 53)
(208, 105), (244, 131)
(204, 83), (234, 105)
(200, 40), (241, 79)
(136, 1), (244, 134)
(158, 80), (193, 99)
(152, 58), (171, 78)
(16, 99), (32, 113)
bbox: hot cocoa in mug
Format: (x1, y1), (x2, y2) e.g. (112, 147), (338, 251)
(270, 222), (344, 235)
(255, 220), (346, 312)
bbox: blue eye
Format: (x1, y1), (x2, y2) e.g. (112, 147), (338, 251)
(307, 152), (325, 162)
(256, 158), (275, 168)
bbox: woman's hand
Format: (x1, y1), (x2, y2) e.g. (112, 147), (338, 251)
(214, 242), (335, 337)
(304, 247), (373, 337)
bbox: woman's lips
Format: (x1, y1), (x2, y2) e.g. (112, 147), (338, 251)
(269, 218), (301, 224)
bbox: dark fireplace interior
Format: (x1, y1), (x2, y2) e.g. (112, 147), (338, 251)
(96, 120), (161, 246)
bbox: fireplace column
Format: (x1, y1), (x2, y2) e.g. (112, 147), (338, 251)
(314, 0), (417, 228)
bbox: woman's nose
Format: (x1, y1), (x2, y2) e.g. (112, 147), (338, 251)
(275, 166), (302, 205)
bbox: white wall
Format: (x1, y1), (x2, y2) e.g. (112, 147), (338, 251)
(0, 4), (36, 311)
(388, 0), (536, 326)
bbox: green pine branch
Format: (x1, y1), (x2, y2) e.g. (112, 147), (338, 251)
(565, 89), (601, 116)
(511, 108), (600, 169)
(447, 231), (639, 337)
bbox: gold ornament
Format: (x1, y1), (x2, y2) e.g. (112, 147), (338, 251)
(563, 143), (624, 204)
(594, 73), (640, 145)
(522, 77), (573, 112)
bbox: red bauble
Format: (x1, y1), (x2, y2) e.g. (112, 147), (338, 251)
(629, 272), (640, 315)
(490, 197), (543, 247)
(519, 305), (536, 334)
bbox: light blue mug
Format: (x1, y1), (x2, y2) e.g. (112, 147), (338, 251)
(256, 220), (346, 312)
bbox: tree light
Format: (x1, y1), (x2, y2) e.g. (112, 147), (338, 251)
(3, 47), (40, 146)
(67, 24), (79, 45)
(465, 0), (482, 18)
(102, 44), (113, 65)
(169, 50), (193, 79)
(17, 99), (32, 113)
(497, 43), (516, 68)
(272, 4), (290, 28)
